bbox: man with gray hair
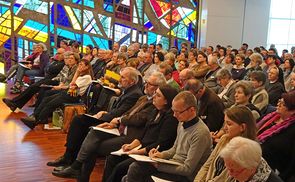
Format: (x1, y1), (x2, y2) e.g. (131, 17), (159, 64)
(220, 136), (282, 182)
(124, 91), (212, 182)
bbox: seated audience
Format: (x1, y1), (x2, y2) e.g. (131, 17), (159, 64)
(123, 91), (212, 182)
(194, 106), (256, 182)
(184, 79), (225, 131)
(220, 137), (283, 182)
(249, 71), (269, 111)
(216, 69), (236, 108)
(257, 91), (295, 181)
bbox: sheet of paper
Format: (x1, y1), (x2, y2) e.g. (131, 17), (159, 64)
(19, 63), (31, 69)
(151, 158), (182, 166)
(91, 127), (120, 136)
(39, 84), (54, 88)
(83, 114), (98, 119)
(129, 154), (155, 163)
(151, 176), (174, 182)
(111, 145), (142, 156)
(92, 80), (117, 92)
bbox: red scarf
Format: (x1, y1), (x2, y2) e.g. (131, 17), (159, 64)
(257, 111), (295, 143)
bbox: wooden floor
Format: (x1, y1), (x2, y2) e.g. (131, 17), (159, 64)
(0, 83), (104, 182)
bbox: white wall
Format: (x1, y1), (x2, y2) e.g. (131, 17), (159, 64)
(199, 0), (271, 49)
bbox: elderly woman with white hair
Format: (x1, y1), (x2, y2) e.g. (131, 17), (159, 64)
(11, 42), (49, 93)
(220, 136), (283, 182)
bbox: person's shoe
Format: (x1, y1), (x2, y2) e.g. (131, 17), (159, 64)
(47, 156), (70, 167)
(53, 166), (68, 172)
(20, 118), (37, 129)
(52, 166), (80, 179)
(2, 98), (17, 112)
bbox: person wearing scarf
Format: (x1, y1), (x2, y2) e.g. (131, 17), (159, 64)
(257, 91), (295, 181)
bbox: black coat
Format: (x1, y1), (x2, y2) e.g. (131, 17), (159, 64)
(100, 84), (144, 121)
(198, 88), (225, 132)
(261, 121), (295, 181)
(140, 109), (178, 153)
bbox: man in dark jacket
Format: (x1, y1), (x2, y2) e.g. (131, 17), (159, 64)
(184, 78), (225, 132)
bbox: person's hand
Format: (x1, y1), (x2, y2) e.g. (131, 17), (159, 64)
(111, 89), (121, 95)
(122, 144), (134, 152)
(108, 83), (115, 88)
(110, 117), (120, 126)
(93, 111), (107, 119)
(149, 148), (162, 159)
(97, 122), (115, 129)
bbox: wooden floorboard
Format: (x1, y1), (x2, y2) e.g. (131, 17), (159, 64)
(0, 83), (103, 182)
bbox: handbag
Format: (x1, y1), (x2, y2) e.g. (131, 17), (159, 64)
(62, 105), (86, 133)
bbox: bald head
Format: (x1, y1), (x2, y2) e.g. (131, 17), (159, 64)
(179, 68), (194, 86)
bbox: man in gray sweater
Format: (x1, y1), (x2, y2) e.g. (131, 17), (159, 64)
(123, 91), (212, 182)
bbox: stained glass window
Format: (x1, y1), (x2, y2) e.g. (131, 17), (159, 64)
(0, 0), (198, 67)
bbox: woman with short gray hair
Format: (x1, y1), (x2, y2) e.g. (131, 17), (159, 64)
(220, 136), (282, 182)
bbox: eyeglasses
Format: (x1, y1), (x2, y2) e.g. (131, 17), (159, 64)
(145, 81), (158, 87)
(172, 107), (191, 115)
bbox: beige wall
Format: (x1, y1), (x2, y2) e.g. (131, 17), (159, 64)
(199, 0), (271, 49)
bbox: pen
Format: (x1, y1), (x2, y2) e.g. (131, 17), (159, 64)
(213, 130), (218, 136)
(155, 145), (160, 151)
